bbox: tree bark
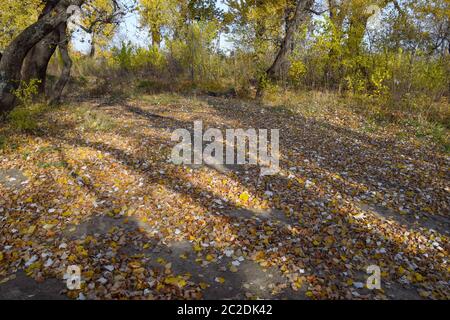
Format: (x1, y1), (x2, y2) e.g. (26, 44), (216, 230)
(0, 0), (83, 114)
(21, 31), (60, 96)
(21, 0), (62, 96)
(151, 25), (162, 48)
(89, 33), (96, 57)
(50, 23), (72, 105)
(256, 0), (314, 98)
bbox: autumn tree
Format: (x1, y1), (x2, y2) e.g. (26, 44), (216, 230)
(0, 0), (126, 114)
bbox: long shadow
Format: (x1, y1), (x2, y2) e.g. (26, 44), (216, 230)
(19, 96), (449, 299)
(197, 96), (450, 229)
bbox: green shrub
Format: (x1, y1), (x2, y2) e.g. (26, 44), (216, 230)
(112, 41), (133, 71)
(7, 103), (48, 132)
(12, 79), (41, 106)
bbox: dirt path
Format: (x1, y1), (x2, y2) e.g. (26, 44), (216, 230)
(0, 94), (448, 299)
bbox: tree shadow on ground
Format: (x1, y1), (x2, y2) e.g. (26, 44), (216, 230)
(2, 94), (447, 299)
(46, 99), (450, 298)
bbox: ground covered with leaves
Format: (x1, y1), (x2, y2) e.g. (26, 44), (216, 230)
(0, 92), (448, 299)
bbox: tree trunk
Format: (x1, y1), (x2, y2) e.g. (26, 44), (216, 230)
(21, 30), (60, 96)
(151, 25), (162, 48)
(89, 33), (96, 57)
(20, 0), (61, 96)
(324, 0), (348, 90)
(50, 23), (72, 105)
(256, 0), (314, 98)
(0, 0), (82, 114)
(267, 0), (313, 80)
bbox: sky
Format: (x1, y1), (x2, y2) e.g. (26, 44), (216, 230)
(72, 0), (231, 53)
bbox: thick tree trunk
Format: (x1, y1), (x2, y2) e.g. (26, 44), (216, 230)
(0, 0), (82, 114)
(21, 0), (62, 96)
(266, 0), (313, 80)
(50, 23), (72, 105)
(21, 30), (60, 96)
(256, 0), (314, 98)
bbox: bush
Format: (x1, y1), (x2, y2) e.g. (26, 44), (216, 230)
(132, 46), (167, 71)
(112, 41), (133, 71)
(13, 79), (41, 106)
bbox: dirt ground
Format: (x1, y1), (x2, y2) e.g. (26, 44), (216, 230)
(0, 94), (448, 299)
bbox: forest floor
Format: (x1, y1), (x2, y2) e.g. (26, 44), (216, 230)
(0, 91), (448, 299)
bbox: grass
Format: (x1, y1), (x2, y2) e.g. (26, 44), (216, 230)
(7, 103), (49, 132)
(74, 106), (116, 132)
(37, 161), (68, 169)
(256, 87), (450, 154)
(0, 135), (6, 150)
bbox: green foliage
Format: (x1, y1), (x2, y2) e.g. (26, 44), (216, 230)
(0, 0), (41, 50)
(7, 103), (47, 132)
(110, 42), (168, 72)
(132, 46), (167, 70)
(112, 41), (133, 70)
(7, 79), (46, 132)
(12, 79), (41, 107)
(288, 59), (307, 85)
(38, 161), (68, 169)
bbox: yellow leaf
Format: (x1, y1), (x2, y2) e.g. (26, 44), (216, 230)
(164, 276), (187, 288)
(199, 282), (209, 289)
(206, 254), (214, 262)
(293, 277), (303, 290)
(254, 251), (265, 260)
(0, 252), (3, 262)
(27, 225), (36, 234)
(215, 277), (225, 284)
(406, 191), (414, 197)
(239, 192), (250, 202)
(83, 270), (94, 279)
(62, 211), (71, 217)
(129, 261), (141, 269)
(414, 273), (424, 282)
(397, 266), (406, 275)
(76, 245), (88, 257)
